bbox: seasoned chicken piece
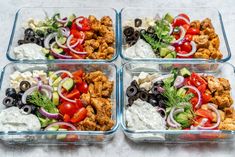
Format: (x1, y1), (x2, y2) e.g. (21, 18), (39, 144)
(85, 71), (104, 83)
(211, 95), (231, 108)
(194, 48), (210, 59)
(101, 16), (113, 27)
(206, 76), (223, 93)
(103, 32), (115, 44)
(91, 20), (101, 32)
(90, 98), (114, 131)
(219, 110), (225, 121)
(102, 80), (113, 97)
(88, 83), (96, 97)
(84, 45), (94, 55)
(80, 92), (91, 106)
(193, 35), (209, 49)
(210, 36), (220, 49)
(85, 31), (94, 40)
(94, 81), (103, 97)
(210, 49), (222, 59)
(218, 78), (230, 90)
(219, 118), (235, 130)
(201, 18), (214, 30)
(88, 15), (98, 23)
(190, 20), (201, 29)
(201, 28), (217, 40)
(78, 105), (97, 131)
(84, 39), (100, 49)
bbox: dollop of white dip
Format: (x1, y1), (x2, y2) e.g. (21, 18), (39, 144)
(125, 39), (156, 58)
(13, 43), (46, 60)
(126, 99), (165, 130)
(0, 107), (41, 131)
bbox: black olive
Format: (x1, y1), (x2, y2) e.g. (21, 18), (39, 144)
(35, 30), (45, 37)
(126, 85), (138, 97)
(18, 40), (26, 45)
(133, 31), (140, 40)
(31, 105), (37, 113)
(153, 80), (164, 86)
(123, 26), (134, 37)
(3, 97), (15, 107)
(158, 99), (166, 108)
(130, 80), (139, 88)
(147, 26), (155, 34)
(16, 100), (24, 109)
(28, 36), (38, 43)
(21, 105), (32, 114)
(17, 91), (24, 100)
(128, 96), (135, 105)
(151, 86), (160, 95)
(5, 88), (17, 98)
(20, 81), (31, 92)
(139, 91), (149, 101)
(24, 28), (35, 37)
(148, 94), (158, 106)
(125, 35), (135, 42)
(139, 88), (147, 92)
(127, 40), (137, 46)
(134, 18), (142, 27)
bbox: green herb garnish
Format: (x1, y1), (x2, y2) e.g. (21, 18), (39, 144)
(28, 91), (58, 113)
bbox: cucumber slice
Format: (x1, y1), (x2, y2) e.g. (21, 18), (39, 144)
(62, 78), (74, 91)
(180, 68), (191, 77)
(56, 128), (67, 140)
(164, 13), (174, 23)
(53, 77), (62, 87)
(48, 55), (55, 60)
(177, 88), (187, 97)
(52, 92), (59, 106)
(160, 47), (171, 57)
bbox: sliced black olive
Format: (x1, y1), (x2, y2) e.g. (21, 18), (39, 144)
(126, 85), (138, 97)
(29, 36), (38, 43)
(153, 80), (164, 86)
(139, 88), (147, 92)
(31, 105), (37, 113)
(151, 86), (159, 95)
(147, 26), (155, 34)
(3, 97), (15, 107)
(130, 80), (139, 88)
(21, 105), (32, 114)
(139, 91), (149, 101)
(5, 88), (17, 98)
(35, 30), (45, 37)
(24, 28), (35, 37)
(20, 81), (31, 92)
(18, 40), (26, 45)
(158, 99), (166, 108)
(16, 100), (24, 109)
(134, 18), (142, 27)
(17, 91), (24, 100)
(133, 31), (140, 40)
(123, 26), (134, 37)
(127, 40), (137, 46)
(148, 94), (158, 106)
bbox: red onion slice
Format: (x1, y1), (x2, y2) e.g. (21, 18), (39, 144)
(171, 26), (186, 44)
(66, 35), (87, 55)
(75, 17), (84, 30)
(174, 76), (185, 88)
(38, 107), (60, 119)
(45, 122), (77, 131)
(50, 42), (72, 59)
(156, 107), (166, 119)
(55, 15), (68, 24)
(55, 36), (67, 49)
(177, 41), (197, 57)
(58, 27), (70, 37)
(182, 85), (201, 108)
(44, 32), (58, 49)
(190, 118), (208, 130)
(22, 85), (53, 104)
(58, 77), (76, 103)
(49, 70), (73, 86)
(170, 107), (184, 128)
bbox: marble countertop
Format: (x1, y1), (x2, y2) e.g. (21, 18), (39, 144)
(1, 0), (235, 156)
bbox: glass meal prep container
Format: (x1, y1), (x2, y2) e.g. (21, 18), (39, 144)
(120, 61), (235, 143)
(0, 62), (118, 145)
(7, 7), (118, 62)
(119, 7), (231, 62)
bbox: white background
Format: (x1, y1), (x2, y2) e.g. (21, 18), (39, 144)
(1, 0), (235, 157)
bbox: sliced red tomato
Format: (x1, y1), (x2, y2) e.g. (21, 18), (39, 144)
(190, 96), (199, 108)
(76, 16), (91, 31)
(175, 46), (181, 52)
(195, 109), (214, 121)
(190, 72), (207, 87)
(178, 13), (190, 21)
(173, 18), (189, 27)
(185, 34), (193, 41)
(177, 50), (193, 58)
(58, 101), (78, 116)
(71, 107), (87, 123)
(63, 114), (71, 122)
(72, 69), (84, 83)
(181, 41), (192, 53)
(77, 81), (88, 94)
(66, 88), (80, 99)
(201, 93), (212, 104)
(60, 73), (69, 79)
(183, 77), (191, 86)
(75, 99), (84, 109)
(197, 84), (206, 93)
(182, 24), (190, 31)
(194, 117), (213, 127)
(187, 28), (200, 35)
(173, 34), (180, 40)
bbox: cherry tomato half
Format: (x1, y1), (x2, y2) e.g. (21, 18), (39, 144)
(178, 13), (190, 21)
(185, 34), (193, 41)
(71, 107), (87, 123)
(195, 109), (214, 121)
(187, 28), (200, 35)
(59, 102), (78, 116)
(181, 41), (192, 53)
(175, 46), (182, 52)
(77, 81), (88, 94)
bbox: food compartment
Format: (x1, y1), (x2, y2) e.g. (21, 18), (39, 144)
(7, 7), (118, 62)
(0, 62), (118, 145)
(120, 8), (231, 62)
(120, 62), (235, 143)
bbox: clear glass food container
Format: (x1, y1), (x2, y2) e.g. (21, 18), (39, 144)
(0, 62), (118, 145)
(7, 7), (118, 62)
(120, 61), (235, 143)
(119, 7), (231, 62)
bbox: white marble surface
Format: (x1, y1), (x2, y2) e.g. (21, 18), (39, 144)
(1, 0), (235, 156)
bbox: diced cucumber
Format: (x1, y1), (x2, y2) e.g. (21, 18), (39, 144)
(53, 48), (64, 54)
(53, 87), (58, 92)
(160, 47), (171, 57)
(57, 36), (66, 45)
(69, 14), (76, 21)
(171, 51), (177, 58)
(164, 13), (174, 23)
(42, 48), (50, 55)
(48, 55), (55, 60)
(177, 88), (187, 97)
(164, 53), (174, 58)
(48, 71), (55, 77)
(52, 92), (59, 106)
(53, 77), (62, 87)
(180, 68), (191, 77)
(62, 78), (74, 91)
(56, 128), (67, 140)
